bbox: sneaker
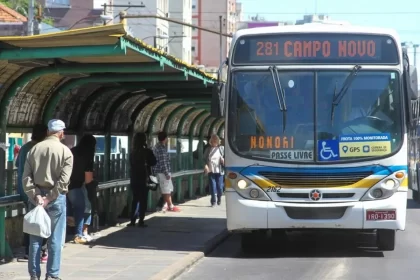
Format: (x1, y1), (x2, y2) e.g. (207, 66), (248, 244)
(83, 233), (93, 242)
(45, 276), (62, 280)
(73, 236), (88, 244)
(41, 253), (48, 263)
(168, 206), (181, 212)
(217, 201), (221, 206)
(30, 275), (39, 280)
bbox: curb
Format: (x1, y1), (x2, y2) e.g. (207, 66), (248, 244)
(148, 229), (230, 280)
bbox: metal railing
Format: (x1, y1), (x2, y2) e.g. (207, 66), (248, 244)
(0, 169), (204, 208)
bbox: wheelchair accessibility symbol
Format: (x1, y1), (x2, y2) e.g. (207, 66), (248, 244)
(318, 140), (339, 161)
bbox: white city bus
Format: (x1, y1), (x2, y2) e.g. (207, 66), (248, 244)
(213, 23), (419, 252)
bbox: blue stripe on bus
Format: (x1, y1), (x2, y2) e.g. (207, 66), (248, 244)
(226, 165), (407, 176)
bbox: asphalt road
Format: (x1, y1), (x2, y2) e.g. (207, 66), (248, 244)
(178, 194), (420, 280)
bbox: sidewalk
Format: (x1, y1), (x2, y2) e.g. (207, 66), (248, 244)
(1, 195), (227, 280)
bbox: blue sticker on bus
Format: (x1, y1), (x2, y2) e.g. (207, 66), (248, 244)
(317, 140), (340, 161)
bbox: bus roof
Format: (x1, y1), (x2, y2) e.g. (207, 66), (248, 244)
(233, 24), (401, 43)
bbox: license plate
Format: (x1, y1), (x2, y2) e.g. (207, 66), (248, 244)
(366, 210), (396, 221)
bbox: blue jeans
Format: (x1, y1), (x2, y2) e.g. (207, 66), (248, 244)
(29, 194), (66, 278)
(209, 173), (223, 205)
(67, 187), (91, 237)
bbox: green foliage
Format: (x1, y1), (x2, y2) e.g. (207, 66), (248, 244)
(42, 16), (54, 25)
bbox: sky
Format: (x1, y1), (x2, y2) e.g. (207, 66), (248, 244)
(239, 0), (420, 67)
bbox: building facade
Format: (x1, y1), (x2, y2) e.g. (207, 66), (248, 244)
(168, 0), (192, 64)
(40, 0), (106, 31)
(192, 0), (237, 69)
(113, 0), (169, 51)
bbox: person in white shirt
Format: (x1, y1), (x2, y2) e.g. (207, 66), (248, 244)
(204, 134), (225, 207)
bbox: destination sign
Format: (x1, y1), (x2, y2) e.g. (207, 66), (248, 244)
(250, 136), (294, 149)
(233, 33), (399, 65)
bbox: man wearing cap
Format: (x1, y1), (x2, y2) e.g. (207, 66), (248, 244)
(23, 119), (73, 280)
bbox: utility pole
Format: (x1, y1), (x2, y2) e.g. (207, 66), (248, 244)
(27, 0), (35, 35)
(414, 44), (419, 67)
(101, 3), (146, 25)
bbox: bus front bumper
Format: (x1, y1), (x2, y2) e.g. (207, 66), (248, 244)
(225, 191), (407, 232)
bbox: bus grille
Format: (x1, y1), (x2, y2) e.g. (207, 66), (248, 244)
(277, 193), (355, 199)
(284, 207), (347, 219)
(258, 171), (373, 188)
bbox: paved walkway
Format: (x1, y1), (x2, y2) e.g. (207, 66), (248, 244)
(0, 195), (227, 280)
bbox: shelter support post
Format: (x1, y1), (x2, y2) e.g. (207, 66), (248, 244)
(188, 111), (209, 198)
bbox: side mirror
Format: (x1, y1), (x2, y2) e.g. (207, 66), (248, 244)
(211, 84), (222, 118)
(408, 66), (419, 100)
(211, 58), (228, 118)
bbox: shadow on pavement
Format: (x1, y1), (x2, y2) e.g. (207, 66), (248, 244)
(86, 216), (226, 252)
(209, 230), (385, 259)
(407, 198), (420, 209)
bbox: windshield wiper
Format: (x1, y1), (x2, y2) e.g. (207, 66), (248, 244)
(330, 65), (362, 125)
(269, 65), (287, 132)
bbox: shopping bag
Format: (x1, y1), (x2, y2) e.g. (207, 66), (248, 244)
(23, 205), (51, 238)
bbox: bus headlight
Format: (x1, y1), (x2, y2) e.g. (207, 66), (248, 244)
(237, 179), (248, 189)
(361, 171), (405, 201)
(230, 174), (270, 201)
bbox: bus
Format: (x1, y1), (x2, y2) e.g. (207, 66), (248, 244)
(212, 23), (419, 252)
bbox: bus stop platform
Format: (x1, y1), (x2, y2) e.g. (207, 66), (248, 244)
(1, 196), (227, 280)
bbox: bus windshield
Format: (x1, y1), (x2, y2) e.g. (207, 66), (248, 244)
(228, 70), (402, 163)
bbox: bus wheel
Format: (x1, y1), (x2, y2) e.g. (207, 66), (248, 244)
(377, 229), (396, 251)
(241, 232), (264, 254)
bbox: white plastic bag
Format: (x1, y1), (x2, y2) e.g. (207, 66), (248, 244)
(23, 205), (51, 238)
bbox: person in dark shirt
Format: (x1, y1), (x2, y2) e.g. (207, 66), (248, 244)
(67, 134), (97, 244)
(127, 132), (157, 227)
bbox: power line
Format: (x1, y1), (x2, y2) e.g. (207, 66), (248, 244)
(120, 13), (233, 37)
(33, 4), (420, 15)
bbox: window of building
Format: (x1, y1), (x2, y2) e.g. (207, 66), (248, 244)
(45, 0), (70, 7)
(191, 46), (195, 51)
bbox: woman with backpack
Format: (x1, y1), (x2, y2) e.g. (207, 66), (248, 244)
(203, 134), (225, 207)
(127, 132), (157, 227)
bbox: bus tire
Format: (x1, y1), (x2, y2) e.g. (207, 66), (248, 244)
(413, 190), (420, 202)
(377, 229), (396, 251)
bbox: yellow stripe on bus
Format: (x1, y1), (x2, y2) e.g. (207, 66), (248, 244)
(399, 177), (408, 189)
(225, 178), (232, 188)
